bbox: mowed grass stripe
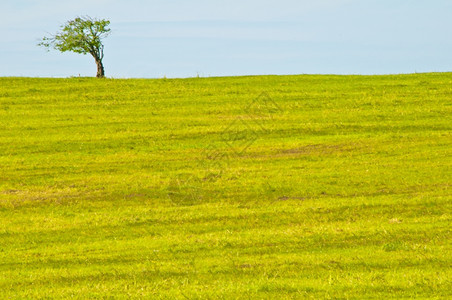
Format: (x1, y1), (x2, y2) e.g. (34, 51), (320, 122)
(0, 73), (451, 298)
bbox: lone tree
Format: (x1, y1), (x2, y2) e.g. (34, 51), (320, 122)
(39, 16), (111, 78)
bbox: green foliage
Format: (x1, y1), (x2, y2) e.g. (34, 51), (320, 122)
(38, 16), (110, 77)
(0, 74), (451, 298)
(39, 16), (110, 58)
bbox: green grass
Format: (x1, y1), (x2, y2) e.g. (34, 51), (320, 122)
(0, 73), (451, 298)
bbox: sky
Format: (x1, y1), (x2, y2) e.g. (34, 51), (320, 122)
(0, 0), (451, 78)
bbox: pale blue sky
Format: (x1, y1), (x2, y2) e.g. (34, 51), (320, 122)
(1, 0), (451, 78)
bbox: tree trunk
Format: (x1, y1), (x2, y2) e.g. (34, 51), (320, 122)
(95, 59), (105, 78)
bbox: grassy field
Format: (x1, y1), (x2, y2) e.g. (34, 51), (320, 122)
(0, 73), (451, 298)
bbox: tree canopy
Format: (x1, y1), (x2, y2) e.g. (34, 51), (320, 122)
(39, 16), (111, 78)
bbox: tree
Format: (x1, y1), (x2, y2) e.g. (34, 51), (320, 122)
(39, 16), (111, 78)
